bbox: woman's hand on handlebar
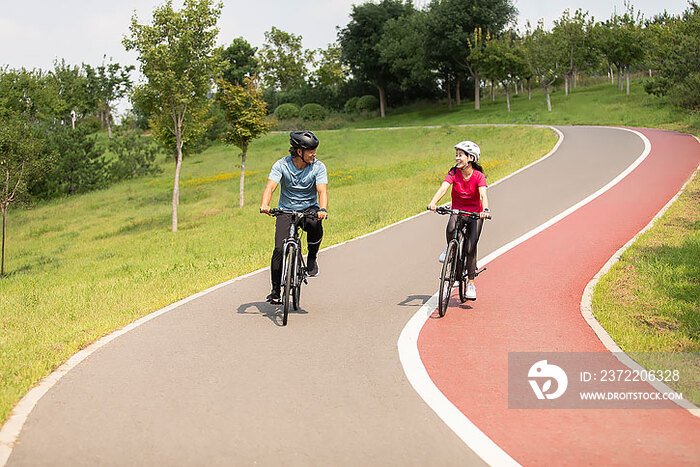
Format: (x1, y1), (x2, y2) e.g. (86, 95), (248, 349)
(427, 203), (437, 212)
(479, 210), (490, 220)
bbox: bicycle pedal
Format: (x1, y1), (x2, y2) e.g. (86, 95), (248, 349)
(303, 278), (308, 285)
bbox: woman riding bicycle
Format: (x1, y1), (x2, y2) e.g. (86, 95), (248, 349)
(428, 141), (490, 300)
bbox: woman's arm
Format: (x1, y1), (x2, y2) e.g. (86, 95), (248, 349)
(428, 181), (452, 211)
(478, 186), (489, 218)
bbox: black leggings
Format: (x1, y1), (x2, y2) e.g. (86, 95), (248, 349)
(270, 208), (323, 291)
(446, 214), (483, 280)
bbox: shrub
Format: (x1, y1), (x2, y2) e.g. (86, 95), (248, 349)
(356, 95), (379, 112)
(274, 103), (300, 120)
(344, 97), (360, 113)
(300, 103), (327, 121)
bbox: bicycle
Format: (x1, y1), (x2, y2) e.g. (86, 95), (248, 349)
(432, 206), (491, 317)
(268, 208), (319, 326)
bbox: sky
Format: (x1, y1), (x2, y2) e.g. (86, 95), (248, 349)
(0, 0), (692, 78)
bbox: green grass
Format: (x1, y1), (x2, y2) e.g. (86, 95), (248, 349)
(0, 125), (556, 425)
(351, 80), (700, 135)
(592, 173), (700, 403)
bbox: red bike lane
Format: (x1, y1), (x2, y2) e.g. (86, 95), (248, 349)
(418, 128), (700, 465)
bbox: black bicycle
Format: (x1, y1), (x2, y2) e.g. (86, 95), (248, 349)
(268, 208), (319, 325)
(433, 206), (491, 317)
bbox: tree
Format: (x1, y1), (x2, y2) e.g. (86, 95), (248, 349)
(46, 125), (107, 196)
(552, 9), (594, 95)
(377, 11), (436, 93)
(0, 114), (46, 275)
(84, 58), (134, 138)
(222, 37), (259, 86)
(258, 27), (310, 91)
(338, 0), (414, 118)
(644, 3), (700, 109)
(108, 124), (162, 181)
(124, 0), (222, 232)
(0, 67), (61, 123)
(312, 43), (348, 88)
(216, 76), (272, 208)
(426, 0), (517, 110)
(524, 21), (561, 111)
(51, 60), (93, 129)
(482, 33), (525, 112)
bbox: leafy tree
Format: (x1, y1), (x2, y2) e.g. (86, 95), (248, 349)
(311, 43), (348, 88)
(46, 125), (107, 196)
(482, 33), (525, 112)
(124, 0), (223, 232)
(222, 37), (259, 85)
(0, 114), (47, 275)
(258, 27), (311, 91)
(377, 11), (436, 92)
(426, 0), (517, 110)
(0, 68), (61, 123)
(84, 58), (134, 138)
(524, 21), (561, 111)
(216, 76), (272, 208)
(644, 3), (700, 109)
(338, 0), (414, 117)
(51, 60), (93, 129)
(552, 9), (595, 95)
(108, 125), (162, 181)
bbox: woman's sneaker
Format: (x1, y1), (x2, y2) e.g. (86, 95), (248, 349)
(466, 282), (477, 300)
(438, 247), (448, 263)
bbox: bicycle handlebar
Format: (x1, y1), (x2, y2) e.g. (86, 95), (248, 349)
(266, 208), (321, 218)
(430, 206), (491, 219)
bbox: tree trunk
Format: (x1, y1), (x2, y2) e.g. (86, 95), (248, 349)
(514, 80), (519, 95)
(574, 70), (578, 88)
(626, 66), (630, 95)
(505, 85), (510, 112)
(527, 78), (531, 100)
(617, 65), (621, 90)
(545, 85), (552, 111)
(447, 78), (452, 110)
(1, 204), (6, 276)
(106, 106), (112, 138)
(239, 145), (247, 208)
(610, 65), (614, 84)
(565, 74), (569, 96)
(474, 70), (480, 110)
(490, 80), (495, 101)
(377, 85), (387, 118)
(456, 77), (461, 106)
(172, 127), (184, 232)
(648, 69), (652, 78)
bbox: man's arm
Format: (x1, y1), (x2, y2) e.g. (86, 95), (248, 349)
(316, 183), (328, 220)
(260, 179), (278, 214)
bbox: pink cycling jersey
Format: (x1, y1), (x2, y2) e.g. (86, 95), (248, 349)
(444, 168), (487, 212)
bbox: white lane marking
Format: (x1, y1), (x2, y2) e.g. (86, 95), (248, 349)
(580, 165), (700, 416)
(397, 127), (657, 466)
(0, 125), (562, 466)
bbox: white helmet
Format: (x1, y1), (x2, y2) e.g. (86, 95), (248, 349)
(454, 141), (481, 162)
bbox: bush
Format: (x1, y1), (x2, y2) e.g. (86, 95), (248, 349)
(300, 103), (327, 121)
(344, 97), (360, 113)
(80, 115), (102, 133)
(274, 103), (300, 120)
(356, 95), (379, 112)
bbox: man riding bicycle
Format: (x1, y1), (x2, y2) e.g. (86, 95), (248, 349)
(260, 130), (328, 304)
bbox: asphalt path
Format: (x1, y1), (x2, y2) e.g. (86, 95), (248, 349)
(6, 126), (655, 466)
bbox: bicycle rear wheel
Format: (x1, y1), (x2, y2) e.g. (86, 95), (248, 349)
(438, 241), (458, 317)
(282, 244), (296, 326)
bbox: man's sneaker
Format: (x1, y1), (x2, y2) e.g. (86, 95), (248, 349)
(307, 258), (319, 277)
(266, 291), (281, 304)
(438, 247), (448, 263)
(466, 282), (477, 300)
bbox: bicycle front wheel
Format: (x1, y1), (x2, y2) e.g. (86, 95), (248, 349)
(282, 244), (296, 326)
(293, 258), (302, 311)
(438, 241), (458, 317)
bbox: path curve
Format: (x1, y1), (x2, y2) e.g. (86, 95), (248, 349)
(415, 127), (699, 465)
(3, 126), (693, 466)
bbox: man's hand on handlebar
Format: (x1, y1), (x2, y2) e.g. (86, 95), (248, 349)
(260, 204), (271, 215)
(317, 210), (327, 220)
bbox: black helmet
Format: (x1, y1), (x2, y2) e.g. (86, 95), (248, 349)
(290, 130), (319, 150)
